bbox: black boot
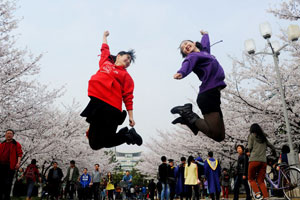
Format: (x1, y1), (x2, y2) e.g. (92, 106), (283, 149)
(170, 103), (199, 124)
(172, 117), (199, 135)
(125, 128), (143, 146)
(117, 127), (129, 135)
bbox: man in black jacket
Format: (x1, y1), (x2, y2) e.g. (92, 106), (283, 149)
(47, 162), (64, 200)
(158, 156), (169, 200)
(233, 145), (251, 200)
(168, 159), (176, 200)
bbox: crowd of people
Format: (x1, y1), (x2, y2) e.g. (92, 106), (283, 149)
(0, 129), (145, 200)
(0, 124), (298, 200)
(10, 160), (140, 200)
(153, 123), (296, 200)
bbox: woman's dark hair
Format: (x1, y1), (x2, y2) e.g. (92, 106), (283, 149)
(282, 145), (290, 154)
(187, 156), (194, 167)
(250, 123), (267, 143)
(179, 40), (203, 58)
(236, 145), (245, 151)
(110, 49), (136, 64)
(107, 172), (112, 179)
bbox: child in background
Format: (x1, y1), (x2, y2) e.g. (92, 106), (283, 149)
(204, 177), (209, 200)
(220, 168), (230, 200)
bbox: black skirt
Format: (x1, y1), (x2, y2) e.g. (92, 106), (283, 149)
(196, 87), (223, 117)
(81, 96), (121, 123)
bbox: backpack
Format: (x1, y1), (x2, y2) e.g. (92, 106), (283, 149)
(25, 165), (36, 180)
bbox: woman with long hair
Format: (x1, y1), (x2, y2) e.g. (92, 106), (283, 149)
(248, 123), (276, 200)
(184, 156), (199, 200)
(106, 172), (115, 200)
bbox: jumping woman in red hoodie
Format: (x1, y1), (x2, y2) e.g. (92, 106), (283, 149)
(81, 31), (142, 150)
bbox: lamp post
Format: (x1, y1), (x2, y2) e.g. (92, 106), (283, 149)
(244, 22), (300, 165)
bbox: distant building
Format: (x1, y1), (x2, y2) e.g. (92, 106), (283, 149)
(115, 151), (142, 171)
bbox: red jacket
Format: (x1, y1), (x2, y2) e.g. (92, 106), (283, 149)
(88, 43), (134, 111)
(0, 139), (23, 170)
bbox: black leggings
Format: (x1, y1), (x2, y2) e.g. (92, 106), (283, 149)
(81, 97), (128, 150)
(186, 185), (199, 200)
(107, 190), (114, 200)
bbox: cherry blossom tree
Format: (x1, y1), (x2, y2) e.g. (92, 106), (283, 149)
(0, 0), (117, 175)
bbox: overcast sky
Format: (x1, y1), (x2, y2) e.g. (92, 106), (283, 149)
(15, 0), (290, 152)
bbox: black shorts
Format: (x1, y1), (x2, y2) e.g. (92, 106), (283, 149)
(196, 87), (223, 117)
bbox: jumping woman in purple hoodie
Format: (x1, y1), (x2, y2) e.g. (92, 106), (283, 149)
(171, 30), (226, 142)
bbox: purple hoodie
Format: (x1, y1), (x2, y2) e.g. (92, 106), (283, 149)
(177, 34), (226, 93)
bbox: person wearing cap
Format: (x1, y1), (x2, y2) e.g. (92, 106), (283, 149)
(168, 159), (176, 200)
(0, 129), (23, 200)
(175, 157), (187, 200)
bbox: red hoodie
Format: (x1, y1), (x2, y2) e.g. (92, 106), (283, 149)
(88, 43), (134, 111)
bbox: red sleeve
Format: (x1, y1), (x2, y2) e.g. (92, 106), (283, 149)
(122, 73), (134, 110)
(99, 43), (111, 67)
(16, 142), (23, 158)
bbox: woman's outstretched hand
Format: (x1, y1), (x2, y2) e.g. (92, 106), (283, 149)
(200, 30), (208, 35)
(174, 73), (183, 79)
(103, 30), (110, 37)
(103, 31), (109, 44)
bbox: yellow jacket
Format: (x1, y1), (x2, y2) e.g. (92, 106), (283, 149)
(184, 162), (198, 185)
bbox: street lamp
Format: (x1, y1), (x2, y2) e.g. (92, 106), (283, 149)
(244, 23), (300, 165)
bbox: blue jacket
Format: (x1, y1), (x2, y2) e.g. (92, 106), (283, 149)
(174, 164), (187, 194)
(122, 175), (132, 188)
(80, 173), (91, 188)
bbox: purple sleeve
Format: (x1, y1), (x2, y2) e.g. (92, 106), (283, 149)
(177, 58), (197, 78)
(201, 34), (210, 54)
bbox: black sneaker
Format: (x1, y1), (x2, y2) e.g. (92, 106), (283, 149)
(170, 103), (199, 124)
(127, 128), (143, 146)
(172, 117), (199, 135)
